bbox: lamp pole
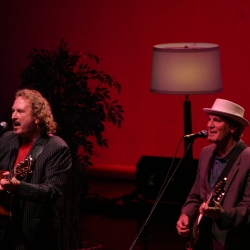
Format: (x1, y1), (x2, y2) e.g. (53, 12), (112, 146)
(182, 95), (195, 201)
(184, 95), (193, 161)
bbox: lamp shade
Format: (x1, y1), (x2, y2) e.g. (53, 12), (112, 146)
(150, 43), (222, 94)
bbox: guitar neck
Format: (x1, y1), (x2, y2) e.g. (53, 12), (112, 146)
(197, 192), (213, 225)
(206, 192), (214, 206)
(2, 155), (33, 182)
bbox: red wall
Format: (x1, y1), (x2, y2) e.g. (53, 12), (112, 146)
(1, 1), (250, 177)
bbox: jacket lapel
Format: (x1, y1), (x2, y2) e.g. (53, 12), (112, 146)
(8, 136), (20, 170)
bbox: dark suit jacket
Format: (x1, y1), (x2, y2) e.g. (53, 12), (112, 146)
(181, 141), (250, 249)
(0, 131), (72, 250)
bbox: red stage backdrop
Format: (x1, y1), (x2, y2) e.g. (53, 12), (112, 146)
(1, 1), (250, 179)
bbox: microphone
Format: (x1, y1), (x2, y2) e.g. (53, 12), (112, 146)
(184, 130), (208, 139)
(0, 121), (8, 131)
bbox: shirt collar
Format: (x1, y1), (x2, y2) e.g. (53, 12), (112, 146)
(215, 140), (242, 163)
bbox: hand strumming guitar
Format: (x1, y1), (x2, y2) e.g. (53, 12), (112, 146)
(176, 200), (224, 238)
(0, 171), (20, 192)
(176, 213), (191, 238)
(199, 200), (224, 220)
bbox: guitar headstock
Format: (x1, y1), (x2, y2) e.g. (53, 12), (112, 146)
(14, 155), (33, 178)
(213, 177), (227, 201)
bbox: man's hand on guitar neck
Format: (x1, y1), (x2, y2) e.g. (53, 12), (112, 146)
(199, 199), (224, 220)
(0, 171), (20, 192)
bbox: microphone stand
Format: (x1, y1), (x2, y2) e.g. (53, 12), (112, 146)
(129, 138), (194, 250)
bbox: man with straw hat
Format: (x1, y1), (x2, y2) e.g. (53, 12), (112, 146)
(176, 98), (250, 250)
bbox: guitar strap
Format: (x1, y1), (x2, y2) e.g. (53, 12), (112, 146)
(22, 135), (51, 182)
(31, 135), (51, 163)
(213, 141), (248, 187)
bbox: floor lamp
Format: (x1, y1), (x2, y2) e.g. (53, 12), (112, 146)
(150, 42), (222, 167)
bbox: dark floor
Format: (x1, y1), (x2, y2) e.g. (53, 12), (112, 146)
(80, 177), (188, 250)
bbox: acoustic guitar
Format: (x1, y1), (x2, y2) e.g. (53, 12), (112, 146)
(186, 177), (227, 250)
(0, 155), (33, 241)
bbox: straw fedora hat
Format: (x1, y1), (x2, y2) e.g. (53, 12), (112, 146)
(203, 98), (249, 127)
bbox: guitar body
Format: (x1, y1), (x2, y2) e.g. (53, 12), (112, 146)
(187, 216), (213, 250)
(186, 178), (227, 250)
(0, 156), (33, 241)
(0, 170), (13, 217)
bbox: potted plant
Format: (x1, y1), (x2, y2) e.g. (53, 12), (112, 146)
(17, 38), (124, 249)
(19, 38), (124, 168)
